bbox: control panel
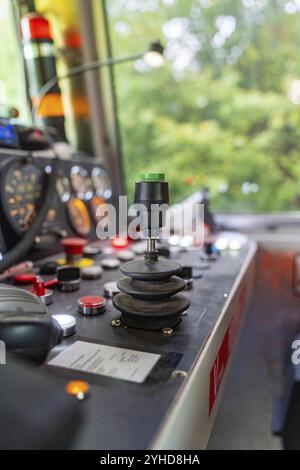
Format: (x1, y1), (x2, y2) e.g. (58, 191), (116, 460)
(1, 232), (256, 449)
(0, 166), (256, 450)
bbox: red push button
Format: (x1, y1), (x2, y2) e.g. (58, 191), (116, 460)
(78, 296), (106, 315)
(62, 238), (87, 264)
(62, 238), (87, 255)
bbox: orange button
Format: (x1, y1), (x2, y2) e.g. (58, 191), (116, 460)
(66, 380), (90, 400)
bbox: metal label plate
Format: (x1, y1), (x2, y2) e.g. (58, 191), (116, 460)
(47, 340), (161, 384)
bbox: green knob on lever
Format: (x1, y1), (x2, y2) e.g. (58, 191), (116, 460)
(139, 173), (165, 182)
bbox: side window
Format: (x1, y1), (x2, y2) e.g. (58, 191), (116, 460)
(108, 0), (300, 212)
(0, 0), (29, 120)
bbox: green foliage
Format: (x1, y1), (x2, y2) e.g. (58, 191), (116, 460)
(109, 0), (300, 211)
(0, 0), (29, 121)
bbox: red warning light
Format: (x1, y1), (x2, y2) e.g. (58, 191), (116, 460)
(65, 29), (82, 49)
(111, 237), (129, 249)
(21, 13), (52, 41)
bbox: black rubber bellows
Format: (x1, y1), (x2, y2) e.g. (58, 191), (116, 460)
(113, 251), (190, 330)
(113, 174), (190, 330)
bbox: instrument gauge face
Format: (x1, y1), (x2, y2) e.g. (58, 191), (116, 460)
(3, 162), (43, 233)
(56, 175), (71, 202)
(67, 198), (91, 236)
(70, 166), (93, 200)
(91, 195), (107, 223)
(92, 167), (112, 200)
(43, 208), (58, 231)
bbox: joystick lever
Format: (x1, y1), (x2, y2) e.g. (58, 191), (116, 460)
(113, 173), (190, 331)
(31, 276), (54, 305)
(135, 172), (168, 253)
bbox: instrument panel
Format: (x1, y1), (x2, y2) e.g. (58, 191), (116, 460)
(0, 150), (112, 256)
(2, 161), (44, 233)
(67, 198), (91, 237)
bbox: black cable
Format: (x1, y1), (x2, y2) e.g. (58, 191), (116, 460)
(0, 140), (60, 273)
(31, 53), (143, 124)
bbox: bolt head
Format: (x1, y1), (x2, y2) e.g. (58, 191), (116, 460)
(162, 327), (174, 336)
(172, 370), (188, 379)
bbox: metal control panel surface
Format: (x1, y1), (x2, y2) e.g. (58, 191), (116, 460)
(32, 239), (258, 450)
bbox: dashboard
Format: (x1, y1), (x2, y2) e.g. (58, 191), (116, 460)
(0, 142), (259, 451)
(0, 149), (112, 258)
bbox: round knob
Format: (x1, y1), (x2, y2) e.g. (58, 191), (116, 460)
(57, 266), (81, 292)
(32, 276), (53, 305)
(62, 238), (87, 263)
(53, 314), (76, 337)
(33, 276), (45, 296)
(78, 296), (106, 315)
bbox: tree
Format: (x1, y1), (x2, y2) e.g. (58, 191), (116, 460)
(108, 0), (300, 211)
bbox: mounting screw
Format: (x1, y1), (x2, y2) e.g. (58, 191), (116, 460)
(111, 319), (121, 327)
(162, 327), (174, 336)
(172, 370), (188, 379)
(224, 293), (228, 298)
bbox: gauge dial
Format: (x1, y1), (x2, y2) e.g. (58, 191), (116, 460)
(56, 175), (71, 202)
(3, 162), (43, 233)
(92, 167), (112, 200)
(90, 195), (107, 223)
(44, 208), (57, 227)
(70, 166), (93, 200)
(67, 198), (91, 236)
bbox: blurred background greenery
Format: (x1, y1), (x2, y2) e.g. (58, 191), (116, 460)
(108, 0), (300, 212)
(0, 1), (29, 122)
